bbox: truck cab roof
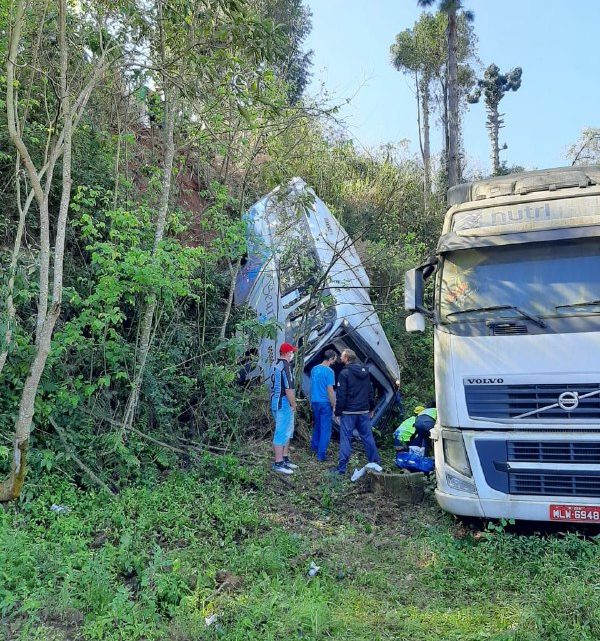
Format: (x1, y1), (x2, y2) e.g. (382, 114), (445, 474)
(448, 165), (600, 206)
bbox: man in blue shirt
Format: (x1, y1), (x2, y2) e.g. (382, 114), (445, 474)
(310, 349), (337, 461)
(270, 342), (298, 474)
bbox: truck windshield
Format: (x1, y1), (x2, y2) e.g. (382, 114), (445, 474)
(440, 237), (600, 322)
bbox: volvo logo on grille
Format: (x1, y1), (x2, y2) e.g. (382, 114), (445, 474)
(558, 391), (579, 411)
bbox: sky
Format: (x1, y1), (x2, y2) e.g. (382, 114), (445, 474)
(304, 0), (600, 175)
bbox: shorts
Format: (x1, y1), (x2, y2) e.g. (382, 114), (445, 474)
(272, 404), (294, 446)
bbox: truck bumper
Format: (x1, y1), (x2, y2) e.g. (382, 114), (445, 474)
(436, 488), (600, 522)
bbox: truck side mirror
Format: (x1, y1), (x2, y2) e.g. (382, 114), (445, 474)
(406, 312), (426, 333)
(404, 268), (424, 311)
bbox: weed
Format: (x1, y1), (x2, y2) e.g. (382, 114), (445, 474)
(3, 448), (600, 640)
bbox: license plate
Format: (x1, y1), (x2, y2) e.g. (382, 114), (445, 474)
(550, 504), (600, 523)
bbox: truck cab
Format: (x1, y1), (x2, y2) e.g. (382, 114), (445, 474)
(406, 166), (600, 522)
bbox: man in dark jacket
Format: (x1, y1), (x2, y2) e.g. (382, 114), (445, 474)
(333, 348), (381, 474)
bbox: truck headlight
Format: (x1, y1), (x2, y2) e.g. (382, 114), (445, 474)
(442, 431), (472, 478)
(446, 473), (476, 494)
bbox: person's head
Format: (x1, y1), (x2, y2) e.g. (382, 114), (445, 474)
(322, 349), (337, 366)
(341, 348), (357, 365)
(279, 342), (298, 362)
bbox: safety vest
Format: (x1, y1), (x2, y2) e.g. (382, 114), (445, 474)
(395, 408), (438, 444)
(419, 408), (437, 421)
(395, 416), (416, 443)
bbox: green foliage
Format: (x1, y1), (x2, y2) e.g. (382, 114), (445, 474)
(468, 63), (522, 112)
(5, 461), (600, 640)
(0, 464), (264, 640)
(257, 0), (313, 103)
(0, 0), (439, 503)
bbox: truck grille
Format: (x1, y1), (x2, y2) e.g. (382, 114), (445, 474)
(510, 471), (600, 497)
(508, 441), (600, 463)
(465, 383), (600, 420)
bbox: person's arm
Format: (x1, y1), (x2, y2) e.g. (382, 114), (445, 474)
(368, 375), (375, 418)
(285, 388), (297, 410)
(327, 386), (335, 411)
(326, 368), (335, 411)
(335, 371), (347, 416)
(283, 362), (297, 410)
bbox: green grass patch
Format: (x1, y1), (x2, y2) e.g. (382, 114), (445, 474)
(2, 450), (600, 640)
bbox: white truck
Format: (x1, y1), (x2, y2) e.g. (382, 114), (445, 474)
(235, 178), (401, 427)
(405, 166), (600, 523)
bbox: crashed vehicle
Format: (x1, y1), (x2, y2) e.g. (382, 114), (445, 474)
(234, 177), (401, 427)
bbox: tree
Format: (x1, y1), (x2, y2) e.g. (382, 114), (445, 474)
(391, 13), (443, 204)
(392, 10), (476, 197)
(468, 63), (522, 175)
(567, 128), (600, 165)
(256, 0), (313, 103)
(1, 0), (120, 500)
(417, 0), (474, 189)
(121, 0), (286, 432)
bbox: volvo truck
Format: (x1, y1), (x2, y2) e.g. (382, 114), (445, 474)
(405, 166), (600, 522)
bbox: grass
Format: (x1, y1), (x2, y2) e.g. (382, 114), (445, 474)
(2, 442), (600, 640)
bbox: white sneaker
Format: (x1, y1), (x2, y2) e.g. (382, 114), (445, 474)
(272, 462), (293, 475)
(283, 458), (298, 470)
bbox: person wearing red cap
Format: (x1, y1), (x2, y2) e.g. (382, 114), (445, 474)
(270, 342), (298, 474)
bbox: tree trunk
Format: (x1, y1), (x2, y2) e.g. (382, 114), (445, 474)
(0, 305), (60, 500)
(420, 77), (432, 201)
(489, 106), (500, 175)
(446, 7), (460, 189)
(1, 0), (76, 501)
(0, 155), (32, 375)
(438, 75), (449, 187)
(219, 258), (240, 340)
(5, 1), (48, 346)
(122, 90), (176, 431)
(415, 74), (426, 212)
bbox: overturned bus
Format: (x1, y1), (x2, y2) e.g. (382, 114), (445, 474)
(234, 177), (401, 427)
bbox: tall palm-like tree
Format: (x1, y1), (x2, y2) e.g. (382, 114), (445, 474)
(468, 64), (522, 175)
(417, 0), (473, 189)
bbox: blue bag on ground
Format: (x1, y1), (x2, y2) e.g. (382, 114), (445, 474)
(395, 451), (435, 473)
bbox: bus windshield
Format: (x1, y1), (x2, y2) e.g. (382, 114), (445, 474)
(440, 237), (600, 323)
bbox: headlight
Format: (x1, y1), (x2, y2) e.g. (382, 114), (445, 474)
(446, 473), (476, 494)
(442, 431), (472, 477)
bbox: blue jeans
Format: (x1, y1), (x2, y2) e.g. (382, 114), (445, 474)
(337, 413), (380, 473)
(310, 402), (333, 461)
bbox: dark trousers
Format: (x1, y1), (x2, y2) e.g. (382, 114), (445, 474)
(310, 402), (333, 461)
(337, 413), (380, 473)
(410, 415), (435, 448)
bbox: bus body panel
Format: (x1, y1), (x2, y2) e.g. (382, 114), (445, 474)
(236, 178), (401, 425)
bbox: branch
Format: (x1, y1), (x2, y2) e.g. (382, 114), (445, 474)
(6, 1), (45, 208)
(49, 417), (115, 496)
